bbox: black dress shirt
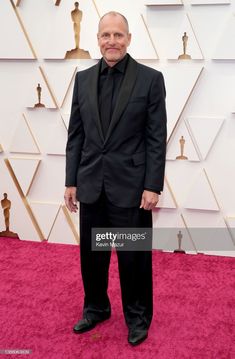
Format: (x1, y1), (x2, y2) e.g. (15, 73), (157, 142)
(98, 54), (129, 117)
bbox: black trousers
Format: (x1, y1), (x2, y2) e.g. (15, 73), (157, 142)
(79, 188), (153, 330)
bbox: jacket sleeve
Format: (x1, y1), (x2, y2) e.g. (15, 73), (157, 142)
(144, 71), (167, 192)
(65, 72), (85, 187)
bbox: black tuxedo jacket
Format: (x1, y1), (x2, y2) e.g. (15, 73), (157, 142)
(65, 55), (167, 208)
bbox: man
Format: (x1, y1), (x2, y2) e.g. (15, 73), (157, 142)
(64, 11), (167, 346)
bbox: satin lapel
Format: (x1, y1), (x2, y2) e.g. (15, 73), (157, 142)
(104, 56), (138, 144)
(88, 60), (104, 142)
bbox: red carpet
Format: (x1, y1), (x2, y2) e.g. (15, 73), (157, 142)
(0, 237), (234, 359)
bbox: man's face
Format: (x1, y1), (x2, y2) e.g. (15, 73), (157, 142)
(97, 14), (131, 66)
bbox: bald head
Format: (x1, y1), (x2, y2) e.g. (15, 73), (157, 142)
(98, 11), (129, 34)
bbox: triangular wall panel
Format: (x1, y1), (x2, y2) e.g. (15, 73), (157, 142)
(8, 158), (41, 196)
(46, 119), (67, 156)
(167, 121), (200, 161)
(0, 0), (35, 59)
(164, 65), (204, 141)
(166, 14), (204, 60)
(61, 114), (70, 130)
(185, 116), (225, 160)
(152, 212), (197, 253)
(20, 154), (65, 203)
(184, 214), (235, 255)
(25, 110), (65, 153)
(42, 65), (77, 108)
(157, 177), (178, 209)
(29, 202), (61, 240)
(42, 0), (99, 59)
(26, 67), (57, 109)
(48, 206), (79, 245)
(0, 160), (41, 241)
(213, 14), (235, 60)
(140, 14), (159, 58)
(184, 169), (220, 211)
(9, 115), (41, 154)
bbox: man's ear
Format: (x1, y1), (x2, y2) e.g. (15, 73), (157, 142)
(127, 33), (132, 46)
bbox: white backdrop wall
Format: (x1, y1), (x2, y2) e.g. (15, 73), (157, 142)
(0, 0), (235, 256)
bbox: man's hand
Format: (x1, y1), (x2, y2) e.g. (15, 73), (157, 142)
(64, 187), (78, 213)
(140, 190), (159, 210)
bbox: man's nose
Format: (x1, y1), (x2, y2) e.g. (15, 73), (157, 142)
(108, 35), (116, 44)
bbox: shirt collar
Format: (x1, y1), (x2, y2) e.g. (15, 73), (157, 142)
(100, 54), (129, 74)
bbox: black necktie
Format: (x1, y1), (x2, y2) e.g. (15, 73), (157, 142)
(99, 67), (114, 138)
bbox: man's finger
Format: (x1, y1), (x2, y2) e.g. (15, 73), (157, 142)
(140, 196), (145, 208)
(71, 192), (77, 205)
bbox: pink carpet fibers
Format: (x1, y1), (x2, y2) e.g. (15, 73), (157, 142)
(0, 237), (234, 359)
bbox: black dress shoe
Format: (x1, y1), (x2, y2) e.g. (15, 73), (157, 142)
(73, 316), (110, 334)
(128, 329), (148, 346)
(73, 318), (96, 334)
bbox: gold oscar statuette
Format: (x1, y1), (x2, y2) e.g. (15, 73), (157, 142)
(176, 136), (188, 160)
(174, 230), (185, 253)
(65, 2), (91, 59)
(0, 193), (19, 238)
(178, 32), (191, 60)
(34, 83), (45, 108)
